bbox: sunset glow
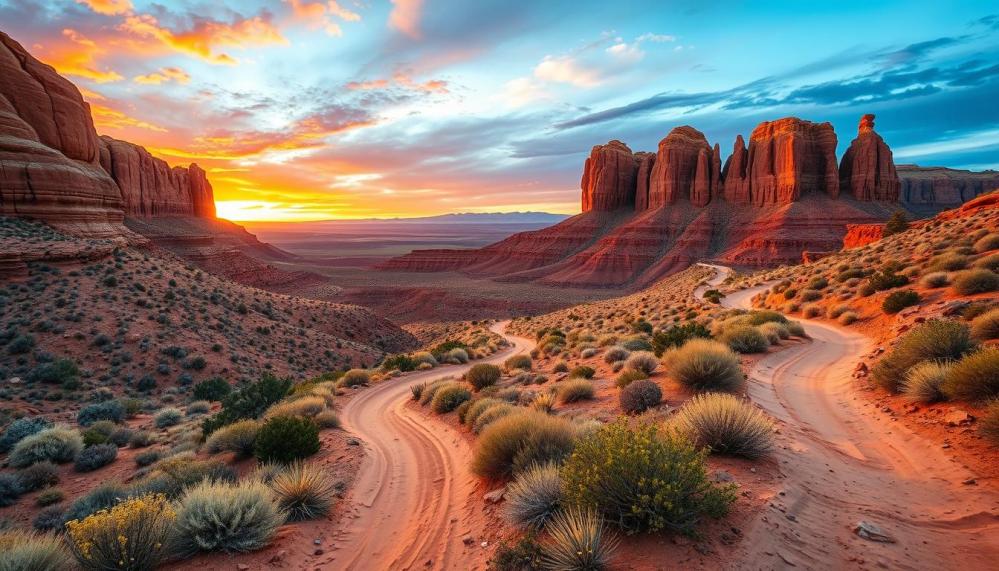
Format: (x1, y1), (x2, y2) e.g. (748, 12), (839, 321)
(3, 1), (997, 221)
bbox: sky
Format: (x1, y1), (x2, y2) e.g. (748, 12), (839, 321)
(1, 1), (997, 221)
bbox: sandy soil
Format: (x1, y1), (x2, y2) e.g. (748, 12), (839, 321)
(325, 321), (534, 570)
(702, 265), (999, 570)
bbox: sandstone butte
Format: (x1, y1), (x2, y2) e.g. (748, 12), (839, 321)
(0, 31), (214, 240)
(382, 115), (999, 288)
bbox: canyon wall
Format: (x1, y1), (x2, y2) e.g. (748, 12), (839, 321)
(0, 31), (215, 238)
(897, 164), (999, 210)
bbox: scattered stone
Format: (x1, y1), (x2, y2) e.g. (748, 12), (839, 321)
(347, 438), (361, 446)
(713, 470), (734, 483)
(314, 539), (322, 545)
(963, 479), (977, 485)
(855, 521), (895, 543)
(944, 409), (974, 427)
(462, 536), (474, 546)
(480, 541), (488, 548)
(269, 550), (287, 563)
(484, 486), (507, 503)
(314, 549), (324, 556)
(786, 514), (797, 522)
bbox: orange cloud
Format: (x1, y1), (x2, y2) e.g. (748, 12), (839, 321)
(287, 0), (361, 37)
(36, 29), (124, 83)
(346, 72), (447, 93)
(74, 0), (133, 16)
(89, 102), (167, 132)
(389, 0), (423, 39)
(134, 66), (190, 85)
(119, 14), (287, 64)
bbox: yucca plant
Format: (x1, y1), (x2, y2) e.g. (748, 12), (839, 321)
(671, 393), (775, 459)
(540, 507), (618, 571)
(504, 463), (562, 529)
(268, 461), (338, 521)
(901, 361), (950, 403)
(532, 391), (557, 413)
(0, 529), (73, 571)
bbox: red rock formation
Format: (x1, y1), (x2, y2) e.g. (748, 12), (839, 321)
(840, 114), (899, 201)
(580, 140), (637, 212)
(0, 31), (126, 238)
(746, 118), (839, 206)
(722, 135), (750, 203)
(842, 223), (884, 248)
(99, 136), (215, 218)
(898, 165), (999, 210)
(647, 126), (716, 208)
(634, 152), (655, 211)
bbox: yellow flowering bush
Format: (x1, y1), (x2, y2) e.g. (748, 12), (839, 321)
(66, 493), (175, 571)
(561, 420), (735, 536)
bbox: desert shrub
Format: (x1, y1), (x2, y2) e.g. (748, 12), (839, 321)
(941, 347), (999, 401)
(153, 407), (183, 428)
(136, 457), (236, 498)
(467, 364), (501, 390)
(338, 369), (370, 388)
(757, 323), (782, 345)
(492, 535), (544, 571)
(802, 304), (822, 318)
(202, 375), (292, 435)
(882, 290), (920, 314)
(0, 416), (52, 453)
(36, 488), (65, 507)
(568, 365), (595, 379)
(603, 346), (630, 364)
(504, 463), (562, 530)
(866, 270), (908, 292)
(786, 321), (807, 337)
(580, 348), (598, 359)
(17, 461), (59, 491)
(799, 289), (822, 302)
(77, 401), (125, 427)
(0, 529), (73, 571)
(472, 411), (576, 479)
(971, 308), (999, 340)
(205, 419), (260, 456)
(412, 351), (438, 368)
(619, 380), (661, 414)
(872, 320), (975, 393)
(901, 361), (950, 403)
(134, 450), (162, 467)
(464, 398), (503, 427)
(254, 416), (320, 463)
(952, 269), (999, 295)
(672, 393), (774, 459)
(473, 403), (515, 434)
(981, 401), (999, 445)
(975, 253), (999, 272)
(838, 311), (859, 325)
(9, 426), (83, 468)
(65, 493), (175, 571)
(614, 368), (647, 388)
(314, 409), (341, 429)
(186, 400), (211, 416)
(625, 351), (659, 375)
(561, 421), (734, 535)
(268, 461), (337, 521)
(173, 480), (284, 555)
(431, 384), (472, 413)
(921, 272), (950, 288)
(381, 354), (416, 372)
(0, 473), (21, 507)
(557, 379), (595, 404)
(883, 210), (909, 236)
(928, 252), (969, 272)
(974, 233), (999, 253)
(128, 430), (155, 448)
(553, 361), (570, 373)
(193, 377), (232, 402)
(443, 348), (469, 364)
(664, 339), (744, 393)
(622, 337), (653, 352)
(532, 391), (556, 413)
(720, 327), (768, 354)
(505, 354), (532, 371)
(27, 358), (79, 385)
(34, 505), (67, 531)
(74, 443), (117, 472)
(62, 483), (130, 524)
(265, 396), (326, 419)
(410, 381), (428, 401)
(540, 507), (617, 571)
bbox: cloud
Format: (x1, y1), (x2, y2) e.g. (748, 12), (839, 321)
(133, 66), (190, 85)
(606, 42), (645, 64)
(119, 13), (287, 64)
(286, 0), (361, 36)
(346, 71), (448, 93)
(636, 33), (676, 43)
(89, 101), (167, 132)
(36, 28), (124, 83)
(534, 55), (602, 87)
(389, 0), (424, 39)
(501, 77), (549, 107)
(73, 0), (132, 16)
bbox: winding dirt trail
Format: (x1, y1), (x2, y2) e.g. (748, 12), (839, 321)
(698, 264), (999, 570)
(327, 321), (534, 570)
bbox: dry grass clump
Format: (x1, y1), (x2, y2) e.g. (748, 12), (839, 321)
(65, 494), (175, 570)
(970, 308), (999, 340)
(603, 346), (630, 364)
(941, 347), (999, 401)
(838, 311), (858, 325)
(471, 411), (576, 479)
(504, 354), (533, 371)
(472, 403), (515, 434)
(672, 393), (774, 459)
(540, 507), (618, 571)
(920, 271), (950, 288)
(314, 409), (341, 429)
(619, 380), (661, 414)
(0, 529), (73, 571)
(205, 419), (260, 456)
(463, 398), (504, 427)
(975, 253), (999, 272)
(268, 461), (338, 521)
(927, 252), (969, 272)
(173, 479), (285, 555)
(974, 233), (999, 253)
(9, 426), (83, 468)
(663, 339), (745, 393)
(901, 361), (950, 403)
(557, 379), (595, 404)
(431, 383), (472, 413)
(504, 463), (562, 530)
(720, 327), (769, 353)
(981, 400), (999, 446)
(338, 369), (370, 388)
(952, 269), (999, 295)
(467, 364), (501, 390)
(624, 351), (659, 375)
(532, 391), (557, 413)
(265, 396), (326, 419)
(872, 320), (975, 393)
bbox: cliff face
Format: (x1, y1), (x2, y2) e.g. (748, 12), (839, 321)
(646, 126), (718, 208)
(745, 118), (839, 206)
(897, 165), (999, 209)
(840, 114), (899, 201)
(580, 140), (638, 212)
(842, 223), (885, 249)
(0, 31), (215, 238)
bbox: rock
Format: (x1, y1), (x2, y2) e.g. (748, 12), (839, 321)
(483, 486), (506, 503)
(941, 300), (971, 316)
(462, 536), (474, 545)
(840, 115), (900, 201)
(713, 470), (734, 483)
(237, 565), (250, 571)
(944, 409), (974, 426)
(963, 478), (977, 485)
(746, 117), (839, 206)
(843, 224), (885, 249)
(722, 135), (751, 203)
(269, 550), (287, 563)
(634, 151), (656, 211)
(855, 521), (895, 543)
(580, 140), (637, 212)
(899, 165), (999, 209)
(346, 438), (361, 445)
(647, 126), (716, 208)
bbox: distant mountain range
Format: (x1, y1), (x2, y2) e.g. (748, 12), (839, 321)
(243, 212), (571, 227)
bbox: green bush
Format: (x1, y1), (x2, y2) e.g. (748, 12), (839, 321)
(0, 529), (73, 571)
(720, 327), (768, 354)
(941, 347), (999, 401)
(664, 339), (744, 392)
(74, 443), (117, 472)
(463, 398), (504, 427)
(882, 290), (920, 314)
(0, 473), (21, 507)
(952, 269), (999, 295)
(872, 320), (976, 393)
(153, 407), (182, 428)
(202, 375), (292, 435)
(568, 365), (596, 379)
(540, 507), (617, 571)
(467, 364), (501, 390)
(672, 393), (774, 459)
(9, 426), (83, 468)
(971, 308), (999, 340)
(16, 461), (59, 491)
(557, 379), (595, 404)
(619, 379), (661, 414)
(254, 416), (320, 463)
(431, 384), (472, 413)
(193, 377), (232, 401)
(561, 421), (735, 535)
(901, 361), (950, 403)
(652, 324), (711, 355)
(135, 457), (236, 499)
(77, 401), (125, 427)
(471, 411), (576, 479)
(504, 354), (532, 371)
(267, 461), (338, 521)
(883, 210), (908, 236)
(503, 463), (562, 530)
(173, 479), (285, 555)
(866, 270), (908, 292)
(381, 354), (416, 372)
(0, 416), (52, 453)
(27, 359), (79, 385)
(205, 419), (260, 456)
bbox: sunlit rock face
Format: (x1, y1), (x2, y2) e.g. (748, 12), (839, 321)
(839, 114), (900, 202)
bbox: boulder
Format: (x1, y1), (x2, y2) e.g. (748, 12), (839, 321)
(581, 140), (637, 212)
(840, 114), (900, 201)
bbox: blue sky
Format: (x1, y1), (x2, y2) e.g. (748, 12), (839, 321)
(1, 0), (997, 219)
